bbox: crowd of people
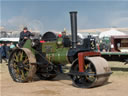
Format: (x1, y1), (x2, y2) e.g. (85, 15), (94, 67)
(0, 27), (33, 64)
(0, 42), (16, 63)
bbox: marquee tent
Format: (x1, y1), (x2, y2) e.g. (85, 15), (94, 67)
(99, 28), (126, 38)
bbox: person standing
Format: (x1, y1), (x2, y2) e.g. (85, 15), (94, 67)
(10, 42), (16, 52)
(5, 43), (10, 59)
(10, 42), (15, 49)
(0, 43), (2, 63)
(1, 43), (7, 63)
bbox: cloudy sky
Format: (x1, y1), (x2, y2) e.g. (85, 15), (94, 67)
(1, 0), (128, 33)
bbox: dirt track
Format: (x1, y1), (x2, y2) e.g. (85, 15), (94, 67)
(1, 62), (128, 96)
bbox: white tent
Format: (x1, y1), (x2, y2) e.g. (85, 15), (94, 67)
(0, 38), (19, 42)
(99, 28), (126, 38)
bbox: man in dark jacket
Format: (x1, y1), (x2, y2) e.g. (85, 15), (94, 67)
(1, 43), (7, 63)
(5, 43), (10, 59)
(19, 27), (33, 47)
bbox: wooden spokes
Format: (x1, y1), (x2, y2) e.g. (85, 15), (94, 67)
(9, 49), (30, 82)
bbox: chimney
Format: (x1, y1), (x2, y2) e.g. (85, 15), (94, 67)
(70, 11), (78, 48)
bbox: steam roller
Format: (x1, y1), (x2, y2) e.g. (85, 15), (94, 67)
(8, 11), (112, 88)
(69, 56), (111, 88)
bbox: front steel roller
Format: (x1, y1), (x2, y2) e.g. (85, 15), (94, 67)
(8, 48), (37, 82)
(69, 57), (112, 88)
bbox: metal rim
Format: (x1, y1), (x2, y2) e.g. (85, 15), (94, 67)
(70, 58), (96, 88)
(8, 49), (36, 82)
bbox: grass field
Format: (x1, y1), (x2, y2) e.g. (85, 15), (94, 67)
(109, 61), (128, 76)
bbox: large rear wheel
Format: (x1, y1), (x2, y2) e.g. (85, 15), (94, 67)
(8, 48), (36, 82)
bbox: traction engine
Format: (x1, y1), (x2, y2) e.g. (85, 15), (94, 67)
(8, 11), (112, 88)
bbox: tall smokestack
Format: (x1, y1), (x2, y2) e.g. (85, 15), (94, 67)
(70, 11), (77, 48)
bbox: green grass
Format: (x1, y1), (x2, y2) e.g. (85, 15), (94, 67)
(109, 61), (128, 77)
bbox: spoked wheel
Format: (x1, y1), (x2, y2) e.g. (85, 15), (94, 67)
(8, 48), (36, 82)
(70, 58), (96, 88)
(70, 57), (112, 88)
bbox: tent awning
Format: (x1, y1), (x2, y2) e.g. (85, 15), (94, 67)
(0, 38), (19, 42)
(99, 28), (126, 38)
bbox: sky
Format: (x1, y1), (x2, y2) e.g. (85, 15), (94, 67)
(1, 0), (128, 34)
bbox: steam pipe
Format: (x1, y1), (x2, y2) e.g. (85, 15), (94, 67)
(70, 11), (77, 48)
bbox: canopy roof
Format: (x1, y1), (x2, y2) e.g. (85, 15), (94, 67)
(99, 28), (126, 38)
(0, 38), (19, 42)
